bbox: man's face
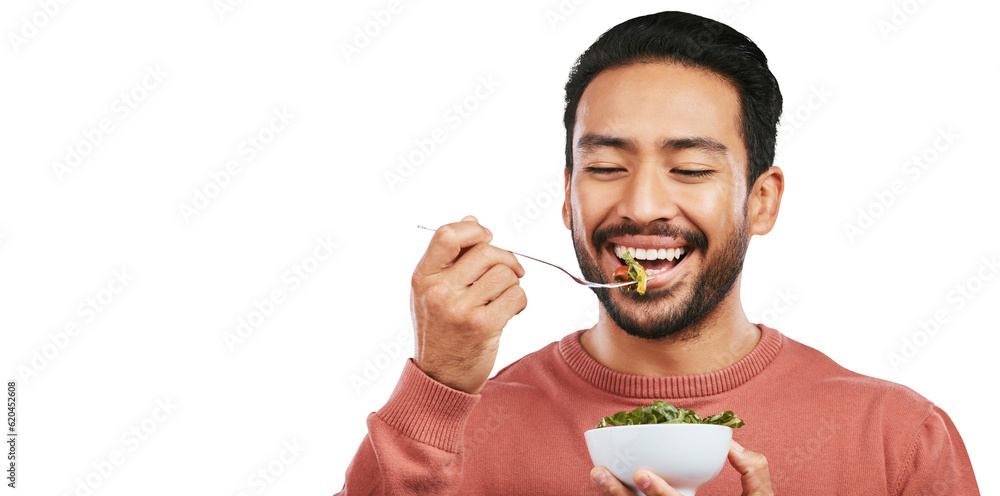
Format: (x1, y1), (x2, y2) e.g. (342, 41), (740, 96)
(563, 62), (752, 341)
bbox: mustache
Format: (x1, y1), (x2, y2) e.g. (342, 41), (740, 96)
(593, 221), (708, 254)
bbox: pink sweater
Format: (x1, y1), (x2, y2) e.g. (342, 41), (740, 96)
(337, 325), (979, 495)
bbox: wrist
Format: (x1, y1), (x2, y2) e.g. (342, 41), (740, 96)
(413, 357), (485, 394)
(377, 358), (482, 452)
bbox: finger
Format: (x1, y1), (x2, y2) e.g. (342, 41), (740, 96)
(416, 217), (493, 275)
(632, 470), (684, 496)
(480, 280), (527, 323)
(449, 243), (525, 287)
(463, 264), (521, 304)
(590, 466), (634, 496)
(727, 441), (773, 496)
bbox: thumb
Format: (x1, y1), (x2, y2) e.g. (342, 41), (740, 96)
(727, 440), (773, 496)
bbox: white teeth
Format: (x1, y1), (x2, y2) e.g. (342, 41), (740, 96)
(615, 244), (686, 261)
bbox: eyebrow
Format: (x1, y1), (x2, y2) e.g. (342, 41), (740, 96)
(576, 133), (729, 156)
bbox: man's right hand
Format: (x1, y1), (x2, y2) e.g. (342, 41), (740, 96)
(410, 215), (527, 395)
(590, 441), (773, 496)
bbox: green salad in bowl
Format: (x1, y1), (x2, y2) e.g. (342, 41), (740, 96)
(586, 401), (745, 495)
(595, 400), (745, 429)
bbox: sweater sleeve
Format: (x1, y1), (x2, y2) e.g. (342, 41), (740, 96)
(335, 359), (481, 495)
(893, 405), (980, 496)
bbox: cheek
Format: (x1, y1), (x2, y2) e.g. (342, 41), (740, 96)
(677, 186), (735, 240)
(571, 185), (617, 234)
(677, 187), (719, 217)
(572, 188), (620, 245)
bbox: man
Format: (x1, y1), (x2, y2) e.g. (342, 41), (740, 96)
(337, 11), (979, 495)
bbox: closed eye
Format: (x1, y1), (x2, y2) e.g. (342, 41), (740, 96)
(584, 166), (625, 175)
(674, 169), (715, 178)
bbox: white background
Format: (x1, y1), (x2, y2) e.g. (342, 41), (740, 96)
(2, 0), (998, 494)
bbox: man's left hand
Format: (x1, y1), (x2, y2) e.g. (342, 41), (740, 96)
(590, 440), (773, 495)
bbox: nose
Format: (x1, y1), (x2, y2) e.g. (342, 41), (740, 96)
(616, 164), (679, 225)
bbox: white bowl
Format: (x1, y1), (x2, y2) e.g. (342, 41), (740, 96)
(584, 424), (732, 496)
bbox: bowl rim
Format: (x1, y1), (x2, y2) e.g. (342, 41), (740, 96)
(585, 423), (735, 434)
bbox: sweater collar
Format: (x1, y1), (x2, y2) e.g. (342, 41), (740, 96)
(558, 323), (783, 398)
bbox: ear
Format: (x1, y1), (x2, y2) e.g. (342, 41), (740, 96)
(562, 167), (572, 230)
(747, 166), (784, 236)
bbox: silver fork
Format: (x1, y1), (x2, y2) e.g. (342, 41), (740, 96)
(417, 225), (650, 289)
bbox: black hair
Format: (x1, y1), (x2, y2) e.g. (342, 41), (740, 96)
(563, 11), (782, 194)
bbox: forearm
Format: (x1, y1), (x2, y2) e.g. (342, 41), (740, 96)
(335, 359), (480, 495)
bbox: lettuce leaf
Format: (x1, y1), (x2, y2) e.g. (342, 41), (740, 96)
(595, 400), (744, 429)
(619, 251), (648, 295)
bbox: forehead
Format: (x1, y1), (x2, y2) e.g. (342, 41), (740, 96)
(573, 62), (745, 161)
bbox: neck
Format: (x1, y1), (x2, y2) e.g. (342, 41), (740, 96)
(580, 288), (760, 377)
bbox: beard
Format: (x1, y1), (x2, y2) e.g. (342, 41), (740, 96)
(571, 206), (749, 342)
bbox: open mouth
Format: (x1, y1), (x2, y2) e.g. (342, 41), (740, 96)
(612, 244), (689, 275)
